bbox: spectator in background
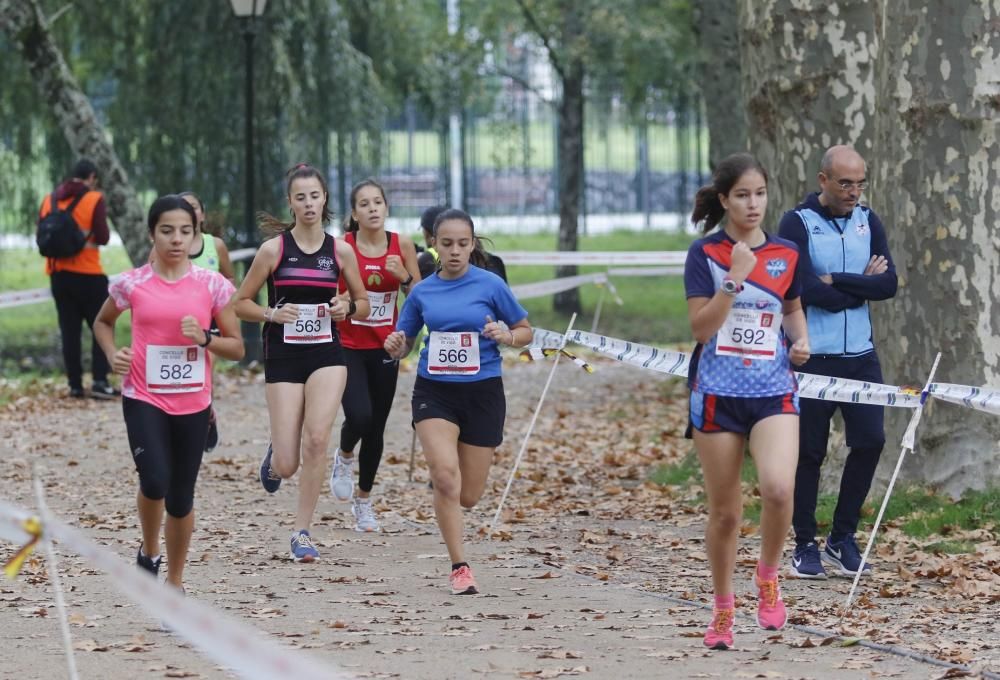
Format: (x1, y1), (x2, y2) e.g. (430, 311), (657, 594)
(38, 159), (118, 399)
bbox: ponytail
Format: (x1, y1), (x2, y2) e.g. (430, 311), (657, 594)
(691, 185), (726, 234)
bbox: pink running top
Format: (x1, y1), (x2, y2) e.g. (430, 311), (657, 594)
(109, 263), (235, 415)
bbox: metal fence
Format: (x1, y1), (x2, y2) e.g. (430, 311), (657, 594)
(329, 65), (708, 223)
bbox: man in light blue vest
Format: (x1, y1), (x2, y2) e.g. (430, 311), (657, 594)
(778, 146), (898, 580)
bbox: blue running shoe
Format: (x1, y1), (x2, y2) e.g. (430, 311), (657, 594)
(789, 542), (828, 580)
(259, 442), (281, 493)
(290, 530), (319, 563)
(822, 534), (873, 577)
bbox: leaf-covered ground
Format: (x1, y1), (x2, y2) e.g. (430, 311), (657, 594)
(0, 358), (996, 678)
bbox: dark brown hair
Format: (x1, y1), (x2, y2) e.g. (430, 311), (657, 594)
(342, 178), (388, 234)
(147, 194), (197, 234)
(691, 153), (769, 233)
(258, 163), (333, 236)
(432, 208), (493, 270)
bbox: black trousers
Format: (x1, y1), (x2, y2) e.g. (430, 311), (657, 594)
(50, 271), (110, 389)
(792, 351), (886, 545)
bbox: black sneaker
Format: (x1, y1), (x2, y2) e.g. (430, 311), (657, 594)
(69, 387), (85, 399)
(136, 546), (162, 577)
(205, 409), (219, 452)
(90, 381), (121, 400)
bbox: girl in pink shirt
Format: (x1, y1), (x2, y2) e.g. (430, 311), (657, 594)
(94, 195), (244, 591)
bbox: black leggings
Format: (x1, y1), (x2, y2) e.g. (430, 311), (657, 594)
(122, 397), (210, 517)
(339, 348), (399, 492)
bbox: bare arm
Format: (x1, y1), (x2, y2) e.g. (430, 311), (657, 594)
(334, 241), (371, 321)
(397, 234), (422, 291)
(233, 238), (298, 324)
(781, 298), (810, 366)
(214, 237), (236, 283)
(688, 240), (757, 344)
(93, 298), (132, 376)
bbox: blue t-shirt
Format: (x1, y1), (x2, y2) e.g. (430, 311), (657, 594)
(684, 230), (802, 397)
(397, 266), (528, 382)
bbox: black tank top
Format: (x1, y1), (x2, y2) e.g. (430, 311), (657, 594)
(263, 230), (341, 359)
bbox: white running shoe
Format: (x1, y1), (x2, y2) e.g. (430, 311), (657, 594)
(351, 497), (381, 533)
(329, 449), (355, 501)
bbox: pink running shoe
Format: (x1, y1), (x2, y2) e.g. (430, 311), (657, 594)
(449, 565), (479, 595)
(756, 575), (787, 630)
(703, 608), (735, 650)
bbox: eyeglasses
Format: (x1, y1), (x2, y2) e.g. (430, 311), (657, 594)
(835, 179), (867, 191)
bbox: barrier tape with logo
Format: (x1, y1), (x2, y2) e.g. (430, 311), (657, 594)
(0, 499), (347, 680)
(529, 327), (1000, 416)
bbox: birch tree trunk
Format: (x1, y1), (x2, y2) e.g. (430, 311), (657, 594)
(737, 0), (877, 215)
(873, 0), (1000, 494)
(0, 0), (146, 265)
(693, 0), (747, 168)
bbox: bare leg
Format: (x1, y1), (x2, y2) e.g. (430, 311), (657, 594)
(265, 382), (306, 479)
(296, 366), (347, 531)
(417, 419), (466, 564)
(137, 491), (164, 558)
(749, 415), (798, 567)
(163, 511), (194, 589)
(693, 429), (746, 596)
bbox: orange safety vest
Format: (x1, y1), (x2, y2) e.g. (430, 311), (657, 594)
(40, 191), (105, 276)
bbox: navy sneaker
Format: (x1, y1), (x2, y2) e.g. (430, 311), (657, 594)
(290, 530), (319, 563)
(136, 545), (162, 577)
(90, 381), (121, 400)
(205, 409), (219, 453)
(259, 442), (282, 493)
(789, 542), (828, 580)
(822, 534), (873, 577)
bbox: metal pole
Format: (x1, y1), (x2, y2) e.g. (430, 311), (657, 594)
(241, 20), (261, 362)
(447, 0), (463, 209)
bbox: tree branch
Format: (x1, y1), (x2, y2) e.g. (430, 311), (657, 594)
(514, 0), (566, 81)
(48, 2), (73, 25)
(491, 66), (556, 109)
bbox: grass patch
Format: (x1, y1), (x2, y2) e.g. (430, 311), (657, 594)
(650, 454), (999, 546)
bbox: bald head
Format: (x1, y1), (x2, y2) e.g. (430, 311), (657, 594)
(818, 145), (867, 216)
(820, 145), (865, 174)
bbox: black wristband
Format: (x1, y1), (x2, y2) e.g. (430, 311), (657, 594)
(198, 329), (212, 348)
(347, 299), (357, 317)
(401, 273), (414, 286)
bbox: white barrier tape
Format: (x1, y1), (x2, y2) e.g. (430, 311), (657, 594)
(927, 381), (1000, 416)
(530, 328), (925, 409)
(0, 287), (51, 309)
(497, 250), (687, 266)
(511, 272), (609, 300)
(606, 266), (685, 277)
(0, 499), (347, 680)
(0, 249), (258, 310)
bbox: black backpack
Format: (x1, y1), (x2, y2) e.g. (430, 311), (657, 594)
(37, 191), (88, 258)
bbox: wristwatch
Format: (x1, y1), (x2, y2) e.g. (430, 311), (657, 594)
(721, 277), (743, 296)
(198, 329), (213, 347)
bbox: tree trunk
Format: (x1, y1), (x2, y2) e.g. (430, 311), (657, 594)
(737, 0), (877, 215)
(0, 0), (146, 265)
(692, 0), (747, 169)
(553, 57), (584, 315)
(872, 0), (1000, 494)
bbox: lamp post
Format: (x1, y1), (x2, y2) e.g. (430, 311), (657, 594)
(229, 0), (267, 248)
(230, 0), (267, 362)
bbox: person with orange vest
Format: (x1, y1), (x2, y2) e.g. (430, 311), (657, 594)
(38, 159), (118, 399)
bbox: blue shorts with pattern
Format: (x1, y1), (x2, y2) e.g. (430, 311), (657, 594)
(688, 391), (799, 436)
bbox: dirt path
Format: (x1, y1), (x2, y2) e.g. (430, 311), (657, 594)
(0, 359), (995, 679)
